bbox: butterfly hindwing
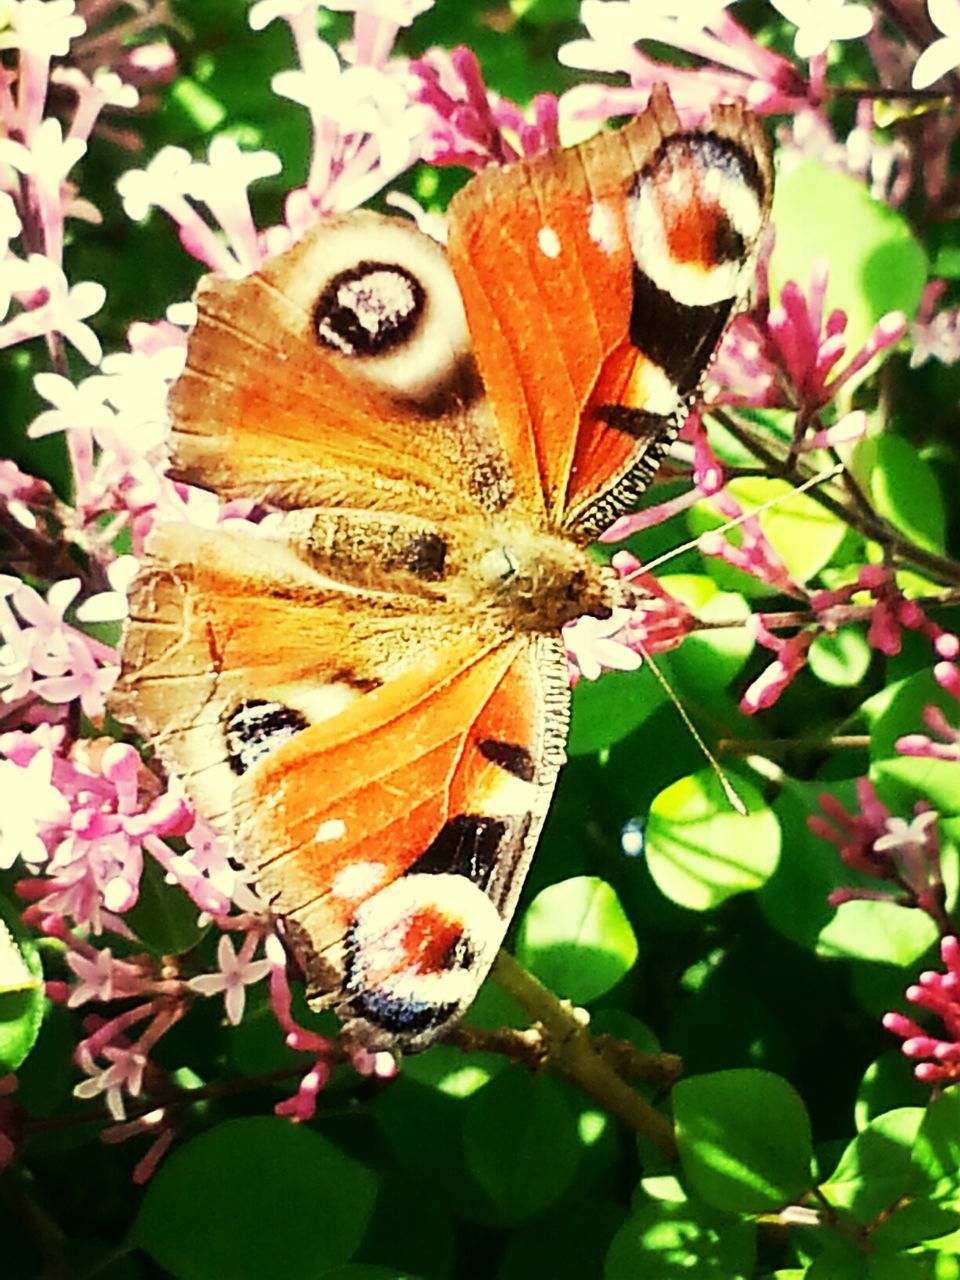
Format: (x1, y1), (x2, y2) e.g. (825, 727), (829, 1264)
(115, 522), (569, 1050)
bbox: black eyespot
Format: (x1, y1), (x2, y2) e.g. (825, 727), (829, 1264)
(225, 699), (308, 775)
(314, 262), (425, 357)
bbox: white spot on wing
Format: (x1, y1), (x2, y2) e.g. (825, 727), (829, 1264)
(315, 818), (347, 843)
(588, 201), (620, 255)
(537, 227), (561, 259)
(331, 860), (386, 900)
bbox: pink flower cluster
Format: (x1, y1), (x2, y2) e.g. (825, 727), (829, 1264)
(885, 936), (960, 1085)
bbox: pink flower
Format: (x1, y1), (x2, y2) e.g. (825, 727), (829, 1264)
(558, 3), (806, 123)
(414, 46), (558, 170)
(740, 616), (813, 712)
(809, 781), (948, 922)
(884, 937), (960, 1084)
(0, 576), (119, 718)
(8, 733), (192, 932)
(187, 933), (272, 1025)
(267, 937), (336, 1121)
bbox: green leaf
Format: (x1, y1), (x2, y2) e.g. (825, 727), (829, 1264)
(124, 858), (208, 957)
(820, 1108), (924, 1224)
(655, 576), (753, 691)
(869, 670), (960, 817)
(856, 1052), (931, 1131)
(817, 899), (938, 966)
(516, 876), (638, 1003)
(851, 436), (946, 554)
(808, 627), (872, 687)
(912, 1089), (960, 1200)
(131, 1118), (377, 1279)
(569, 666), (667, 757)
(673, 1070), (815, 1212)
(0, 896), (44, 1073)
(769, 162), (927, 357)
(645, 770), (780, 911)
(499, 1199), (625, 1280)
(757, 782), (845, 949)
(604, 1197), (756, 1279)
(462, 1069), (580, 1223)
(806, 1240), (938, 1279)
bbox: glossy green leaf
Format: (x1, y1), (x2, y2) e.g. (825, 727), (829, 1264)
(769, 162), (927, 355)
(516, 876), (638, 1003)
(462, 1069), (579, 1223)
(913, 1089), (960, 1201)
(757, 782), (845, 949)
(820, 1108), (924, 1223)
(657, 575), (753, 689)
(131, 1118), (376, 1279)
(674, 1070), (815, 1212)
(869, 670), (960, 817)
(809, 626), (872, 687)
(645, 770), (780, 911)
(818, 899), (938, 966)
(851, 436), (946, 554)
(124, 858), (208, 957)
(0, 897), (43, 1073)
(604, 1198), (756, 1280)
(568, 666), (667, 757)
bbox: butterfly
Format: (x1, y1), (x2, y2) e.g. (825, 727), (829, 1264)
(112, 86), (773, 1053)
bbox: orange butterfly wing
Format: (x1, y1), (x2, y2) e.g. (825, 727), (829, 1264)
(117, 87), (773, 1052)
(446, 86), (773, 534)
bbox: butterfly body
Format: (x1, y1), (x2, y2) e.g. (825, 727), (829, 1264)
(114, 87), (772, 1052)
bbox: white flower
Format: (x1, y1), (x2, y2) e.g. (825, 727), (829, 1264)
(248, 0), (316, 30)
(0, 0), (86, 57)
(769, 0), (872, 58)
(913, 0), (960, 88)
(188, 934), (272, 1025)
(0, 749), (69, 868)
(0, 117), (86, 186)
(564, 608), (643, 681)
(179, 136), (282, 206)
(75, 556), (140, 624)
(874, 811), (940, 853)
(116, 146), (192, 220)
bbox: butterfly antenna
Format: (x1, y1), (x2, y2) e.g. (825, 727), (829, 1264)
(637, 642), (746, 815)
(640, 462), (844, 578)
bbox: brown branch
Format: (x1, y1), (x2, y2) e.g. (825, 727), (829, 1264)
(709, 410), (960, 589)
(485, 951), (679, 1159)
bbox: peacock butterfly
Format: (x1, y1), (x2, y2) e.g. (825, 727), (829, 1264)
(112, 86), (773, 1053)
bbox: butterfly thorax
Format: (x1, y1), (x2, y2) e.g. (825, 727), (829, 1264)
(290, 506), (615, 635)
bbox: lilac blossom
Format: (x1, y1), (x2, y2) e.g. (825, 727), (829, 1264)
(912, 0), (960, 88)
(188, 933), (273, 1026)
(884, 936), (960, 1084)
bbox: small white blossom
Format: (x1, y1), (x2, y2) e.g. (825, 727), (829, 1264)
(0, 0), (86, 57)
(913, 0), (960, 88)
(564, 608), (643, 681)
(188, 934), (272, 1025)
(769, 0), (872, 58)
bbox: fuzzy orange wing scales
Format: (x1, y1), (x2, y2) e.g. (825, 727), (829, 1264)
(446, 124), (640, 517)
(237, 639), (520, 927)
